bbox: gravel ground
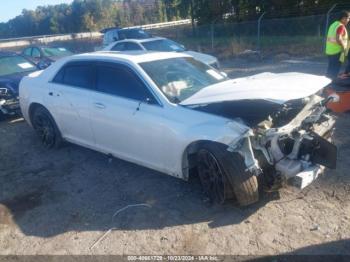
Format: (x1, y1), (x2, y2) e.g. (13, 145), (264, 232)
(0, 58), (349, 255)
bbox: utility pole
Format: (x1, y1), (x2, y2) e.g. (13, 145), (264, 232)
(190, 0), (196, 37)
(257, 12), (266, 52)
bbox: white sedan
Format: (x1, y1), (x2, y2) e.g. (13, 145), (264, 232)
(103, 37), (219, 68)
(19, 51), (337, 206)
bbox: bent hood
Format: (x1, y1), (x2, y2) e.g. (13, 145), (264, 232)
(180, 72), (331, 105)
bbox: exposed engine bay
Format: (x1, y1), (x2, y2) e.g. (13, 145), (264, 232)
(191, 94), (337, 190)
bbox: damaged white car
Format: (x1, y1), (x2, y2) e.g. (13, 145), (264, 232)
(19, 51), (337, 206)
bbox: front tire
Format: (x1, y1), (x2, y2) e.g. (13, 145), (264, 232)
(31, 107), (62, 149)
(197, 143), (259, 206)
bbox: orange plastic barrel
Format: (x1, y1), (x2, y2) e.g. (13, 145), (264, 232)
(325, 87), (350, 113)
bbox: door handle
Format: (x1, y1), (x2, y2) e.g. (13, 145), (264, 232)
(94, 102), (106, 109)
(49, 92), (60, 97)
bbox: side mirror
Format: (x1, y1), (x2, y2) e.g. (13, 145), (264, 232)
(37, 60), (51, 70)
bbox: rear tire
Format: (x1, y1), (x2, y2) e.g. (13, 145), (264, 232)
(197, 143), (259, 206)
(31, 106), (62, 149)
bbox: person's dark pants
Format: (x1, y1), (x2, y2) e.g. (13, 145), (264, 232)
(326, 53), (341, 79)
(345, 53), (350, 74)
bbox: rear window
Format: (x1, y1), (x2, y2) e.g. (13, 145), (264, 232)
(53, 63), (94, 89)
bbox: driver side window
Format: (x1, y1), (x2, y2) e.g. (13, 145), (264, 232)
(96, 63), (157, 104)
(124, 42), (143, 51)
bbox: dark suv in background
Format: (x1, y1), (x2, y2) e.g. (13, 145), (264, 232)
(102, 27), (152, 47)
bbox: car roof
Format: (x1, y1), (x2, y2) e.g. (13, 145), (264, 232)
(115, 37), (165, 44)
(71, 51), (190, 64)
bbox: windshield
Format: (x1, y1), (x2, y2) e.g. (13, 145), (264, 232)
(42, 47), (73, 57)
(0, 56), (36, 77)
(142, 39), (185, 52)
(140, 57), (228, 103)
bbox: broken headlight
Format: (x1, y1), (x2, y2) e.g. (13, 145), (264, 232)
(0, 87), (8, 96)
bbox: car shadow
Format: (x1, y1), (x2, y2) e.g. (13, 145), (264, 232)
(0, 120), (281, 237)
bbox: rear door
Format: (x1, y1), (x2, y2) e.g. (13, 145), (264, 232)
(90, 61), (168, 171)
(46, 61), (96, 147)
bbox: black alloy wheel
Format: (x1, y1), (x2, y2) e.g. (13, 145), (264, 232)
(32, 107), (60, 148)
(197, 148), (227, 204)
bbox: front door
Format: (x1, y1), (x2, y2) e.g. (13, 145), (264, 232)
(90, 62), (168, 172)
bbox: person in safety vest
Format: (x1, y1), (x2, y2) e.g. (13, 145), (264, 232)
(326, 10), (350, 79)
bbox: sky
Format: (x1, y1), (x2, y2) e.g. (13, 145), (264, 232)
(0, 0), (73, 23)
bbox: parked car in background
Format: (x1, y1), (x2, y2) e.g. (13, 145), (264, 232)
(102, 27), (152, 47)
(20, 51), (337, 206)
(103, 37), (220, 68)
(22, 45), (74, 69)
(0, 51), (38, 119)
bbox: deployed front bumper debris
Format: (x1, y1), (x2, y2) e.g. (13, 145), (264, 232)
(230, 95), (337, 190)
(0, 88), (20, 116)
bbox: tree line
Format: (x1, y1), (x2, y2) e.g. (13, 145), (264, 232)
(0, 0), (347, 38)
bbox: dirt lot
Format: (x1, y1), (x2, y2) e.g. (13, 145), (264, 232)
(0, 58), (350, 256)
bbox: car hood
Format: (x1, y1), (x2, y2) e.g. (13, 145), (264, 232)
(184, 50), (217, 65)
(180, 72), (331, 106)
(0, 70), (37, 94)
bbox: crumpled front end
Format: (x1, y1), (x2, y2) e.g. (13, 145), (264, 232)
(228, 95), (337, 189)
(0, 85), (20, 116)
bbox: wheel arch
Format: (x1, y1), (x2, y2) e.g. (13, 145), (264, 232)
(181, 139), (229, 181)
(28, 102), (46, 125)
(28, 103), (60, 133)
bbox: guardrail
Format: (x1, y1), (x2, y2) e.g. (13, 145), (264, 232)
(0, 32), (102, 49)
(126, 19), (191, 30)
(0, 19), (192, 49)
